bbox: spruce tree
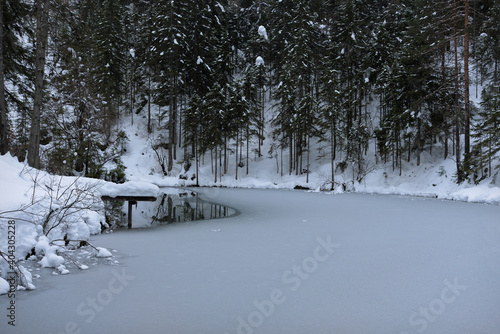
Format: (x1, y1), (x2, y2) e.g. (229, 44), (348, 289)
(1, 0), (31, 157)
(28, 0), (50, 168)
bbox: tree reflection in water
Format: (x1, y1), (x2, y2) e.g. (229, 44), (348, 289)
(146, 191), (236, 227)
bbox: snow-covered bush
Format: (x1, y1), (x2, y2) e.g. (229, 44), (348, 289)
(22, 168), (106, 239)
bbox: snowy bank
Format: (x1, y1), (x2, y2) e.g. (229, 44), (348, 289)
(119, 117), (500, 206)
(99, 181), (160, 198)
(0, 154), (119, 290)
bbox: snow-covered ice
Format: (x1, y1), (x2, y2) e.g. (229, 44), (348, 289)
(0, 278), (8, 295)
(1, 188), (499, 333)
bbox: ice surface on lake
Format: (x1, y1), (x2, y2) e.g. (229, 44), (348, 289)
(1, 189), (499, 334)
(0, 278), (8, 295)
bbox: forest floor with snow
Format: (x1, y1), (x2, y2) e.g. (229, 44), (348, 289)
(121, 113), (500, 205)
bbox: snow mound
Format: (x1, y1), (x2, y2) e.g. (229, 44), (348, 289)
(99, 181), (160, 198)
(96, 247), (112, 258)
(0, 154), (32, 211)
(451, 183), (500, 204)
(34, 236), (51, 255)
(82, 210), (106, 234)
(57, 264), (69, 275)
(19, 265), (36, 290)
(38, 245), (65, 268)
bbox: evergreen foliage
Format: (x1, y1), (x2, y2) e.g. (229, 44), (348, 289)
(1, 0), (499, 185)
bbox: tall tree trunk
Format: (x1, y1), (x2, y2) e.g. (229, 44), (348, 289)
(246, 124), (249, 175)
(289, 133), (292, 175)
(417, 117), (421, 166)
(280, 145), (283, 177)
(195, 137), (199, 186)
(0, 0), (8, 155)
(172, 78), (177, 160)
(331, 121), (335, 190)
(214, 146), (217, 183)
(28, 0), (49, 168)
(463, 0), (470, 157)
(147, 70), (152, 134)
(453, 0), (462, 179)
(224, 135), (227, 175)
(178, 96), (182, 148)
(235, 130), (238, 180)
(167, 78), (174, 173)
(306, 135), (310, 183)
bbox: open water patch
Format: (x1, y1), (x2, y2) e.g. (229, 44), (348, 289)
(124, 188), (237, 228)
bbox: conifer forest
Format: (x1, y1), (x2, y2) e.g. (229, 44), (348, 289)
(1, 0), (499, 186)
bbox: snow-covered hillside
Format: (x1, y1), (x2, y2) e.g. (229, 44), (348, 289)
(120, 113), (500, 205)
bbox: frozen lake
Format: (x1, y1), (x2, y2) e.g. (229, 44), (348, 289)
(1, 188), (500, 334)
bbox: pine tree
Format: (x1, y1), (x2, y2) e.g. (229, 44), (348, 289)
(40, 0), (127, 177)
(269, 0), (321, 176)
(470, 0), (500, 180)
(0, 0), (6, 155)
(89, 0), (127, 140)
(472, 84), (500, 181)
(0, 0), (31, 157)
(148, 0), (191, 172)
(325, 0), (373, 180)
(28, 0), (50, 168)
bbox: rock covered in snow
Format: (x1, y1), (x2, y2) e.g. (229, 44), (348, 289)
(256, 56), (265, 67)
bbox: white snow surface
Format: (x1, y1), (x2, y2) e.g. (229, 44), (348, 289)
(38, 246), (65, 268)
(0, 153), (156, 292)
(117, 113), (500, 206)
(1, 188), (499, 333)
(99, 181), (160, 198)
(0, 154), (108, 256)
(96, 247), (112, 258)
